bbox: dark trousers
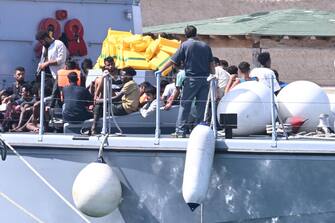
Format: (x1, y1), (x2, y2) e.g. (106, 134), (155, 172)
(50, 78), (61, 108)
(176, 78), (209, 134)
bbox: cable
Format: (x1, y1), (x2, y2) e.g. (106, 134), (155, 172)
(0, 136), (91, 223)
(0, 192), (45, 223)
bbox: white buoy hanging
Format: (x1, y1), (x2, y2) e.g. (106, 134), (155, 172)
(182, 123), (215, 211)
(72, 135), (122, 217)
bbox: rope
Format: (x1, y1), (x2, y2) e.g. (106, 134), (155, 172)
(0, 192), (45, 223)
(0, 136), (91, 223)
(98, 134), (109, 160)
(106, 76), (123, 135)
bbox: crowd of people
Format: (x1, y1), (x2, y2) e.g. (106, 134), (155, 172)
(0, 26), (287, 136)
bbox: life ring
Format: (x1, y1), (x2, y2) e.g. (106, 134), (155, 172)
(67, 38), (88, 56)
(38, 18), (61, 39)
(64, 19), (84, 40)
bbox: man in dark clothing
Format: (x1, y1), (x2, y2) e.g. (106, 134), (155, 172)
(62, 72), (93, 123)
(157, 25), (215, 137)
(1, 66), (29, 104)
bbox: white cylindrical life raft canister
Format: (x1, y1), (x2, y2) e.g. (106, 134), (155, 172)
(72, 161), (122, 217)
(182, 123), (215, 211)
(277, 81), (331, 132)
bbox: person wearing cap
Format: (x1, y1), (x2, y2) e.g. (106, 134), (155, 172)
(111, 67), (140, 115)
(62, 72), (93, 123)
(91, 66), (140, 134)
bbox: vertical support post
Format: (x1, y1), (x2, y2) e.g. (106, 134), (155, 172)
(210, 79), (217, 138)
(102, 75), (107, 135)
(270, 75), (277, 147)
(38, 71), (45, 142)
(200, 203), (204, 223)
(155, 72), (161, 145)
(107, 76), (112, 134)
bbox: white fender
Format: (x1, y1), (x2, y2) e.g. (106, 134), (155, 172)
(182, 124), (215, 211)
(72, 161), (122, 217)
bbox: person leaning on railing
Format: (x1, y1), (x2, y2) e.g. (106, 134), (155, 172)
(156, 25), (215, 138)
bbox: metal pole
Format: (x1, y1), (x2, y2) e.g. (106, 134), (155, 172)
(200, 203), (204, 223)
(155, 72), (161, 145)
(107, 76), (112, 134)
(38, 71), (45, 142)
(210, 79), (217, 138)
(102, 75), (107, 135)
(270, 75), (277, 147)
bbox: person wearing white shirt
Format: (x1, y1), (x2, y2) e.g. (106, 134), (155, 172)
(161, 81), (176, 102)
(36, 31), (67, 79)
(213, 57), (230, 100)
(249, 52), (280, 92)
(36, 30), (67, 108)
(140, 85), (163, 118)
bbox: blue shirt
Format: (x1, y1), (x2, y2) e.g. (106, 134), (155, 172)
(240, 77), (257, 83)
(171, 38), (213, 78)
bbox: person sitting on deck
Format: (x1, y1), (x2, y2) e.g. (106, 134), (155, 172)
(225, 61), (257, 93)
(62, 72), (93, 123)
(164, 64), (185, 110)
(139, 85), (163, 118)
(213, 57), (230, 101)
(11, 85), (36, 131)
(15, 84), (53, 133)
(91, 57), (121, 134)
(57, 59), (81, 89)
(273, 69), (288, 91)
(91, 66), (140, 134)
(80, 58), (93, 88)
(0, 66), (30, 131)
(1, 66), (29, 104)
(161, 73), (177, 104)
(224, 65), (238, 94)
(220, 59), (229, 71)
(249, 52), (280, 92)
(139, 81), (153, 108)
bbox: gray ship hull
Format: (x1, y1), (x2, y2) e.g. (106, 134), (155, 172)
(1, 134), (335, 222)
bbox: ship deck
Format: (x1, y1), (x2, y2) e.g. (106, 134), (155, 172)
(2, 132), (335, 154)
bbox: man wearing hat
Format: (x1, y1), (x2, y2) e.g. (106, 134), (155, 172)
(62, 72), (93, 123)
(111, 66), (140, 115)
(91, 66), (140, 134)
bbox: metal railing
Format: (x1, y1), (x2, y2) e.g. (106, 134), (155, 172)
(36, 70), (280, 145)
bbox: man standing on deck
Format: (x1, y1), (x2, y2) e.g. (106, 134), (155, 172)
(35, 30), (67, 109)
(157, 25), (215, 138)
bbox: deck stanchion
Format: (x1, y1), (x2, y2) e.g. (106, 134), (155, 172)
(38, 71), (45, 141)
(107, 75), (112, 134)
(210, 78), (217, 138)
(155, 71), (161, 144)
(270, 76), (277, 147)
(102, 74), (107, 135)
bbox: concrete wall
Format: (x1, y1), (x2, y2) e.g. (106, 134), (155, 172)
(141, 0), (335, 86)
